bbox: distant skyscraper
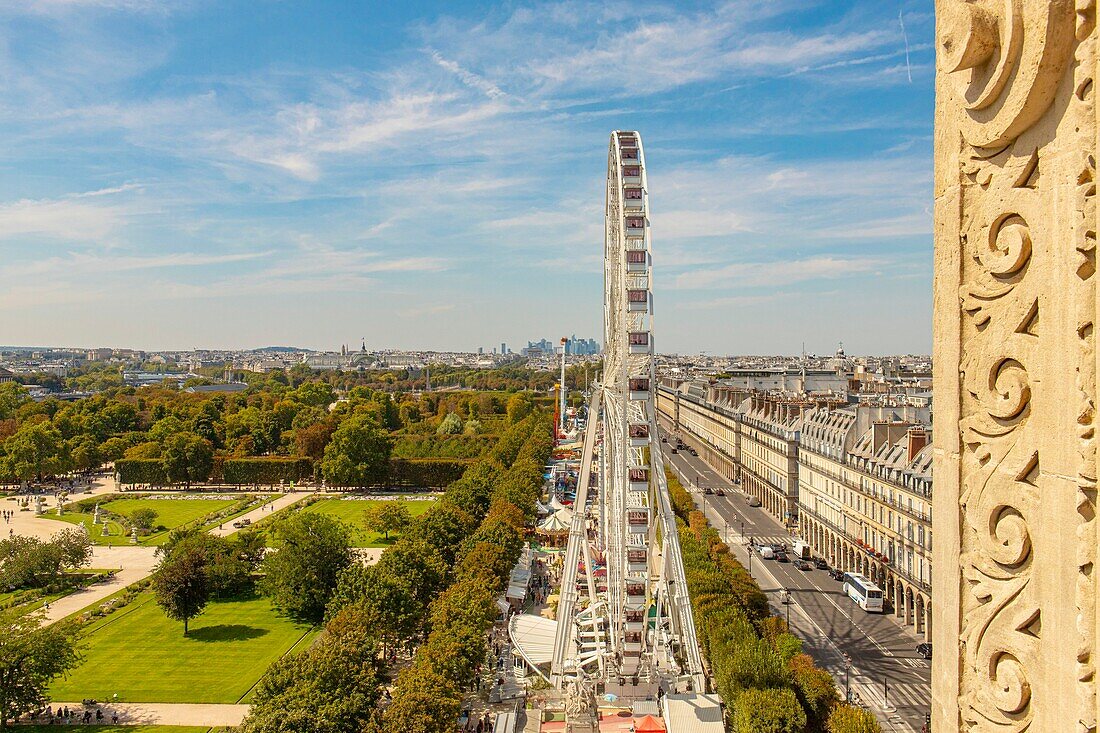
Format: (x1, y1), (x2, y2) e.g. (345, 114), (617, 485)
(501, 342), (507, 355)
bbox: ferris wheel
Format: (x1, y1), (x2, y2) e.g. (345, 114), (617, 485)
(550, 132), (703, 693)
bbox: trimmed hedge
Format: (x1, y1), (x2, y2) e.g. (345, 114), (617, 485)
(223, 457), (314, 486)
(388, 458), (472, 489)
(115, 459), (169, 485)
(391, 434), (496, 459)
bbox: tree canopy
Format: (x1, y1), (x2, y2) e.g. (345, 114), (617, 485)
(0, 613), (81, 728)
(260, 513), (351, 623)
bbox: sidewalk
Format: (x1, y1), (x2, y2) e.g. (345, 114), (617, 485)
(40, 546), (159, 625)
(48, 701), (248, 727)
(209, 490), (316, 537)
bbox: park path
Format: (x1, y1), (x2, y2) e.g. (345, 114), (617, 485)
(48, 701), (248, 727)
(21, 491), (314, 626)
(40, 545), (158, 625)
(209, 489), (316, 537)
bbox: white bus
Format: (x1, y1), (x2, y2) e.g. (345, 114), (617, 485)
(842, 572), (884, 612)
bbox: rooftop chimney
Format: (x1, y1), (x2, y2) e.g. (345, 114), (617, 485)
(907, 427), (928, 462)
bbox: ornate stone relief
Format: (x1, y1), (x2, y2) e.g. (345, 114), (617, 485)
(935, 1), (1096, 730)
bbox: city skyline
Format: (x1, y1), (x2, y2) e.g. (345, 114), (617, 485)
(1, 1), (934, 354)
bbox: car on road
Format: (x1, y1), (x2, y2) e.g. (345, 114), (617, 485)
(794, 559), (811, 571)
(661, 437), (667, 443)
(917, 642), (932, 659)
(775, 551), (789, 562)
(689, 449), (698, 456)
(670, 448), (678, 454)
(829, 568), (846, 581)
(704, 487), (713, 495)
(232, 518), (251, 528)
(813, 557), (829, 570)
(715, 488), (725, 496)
(746, 495), (762, 507)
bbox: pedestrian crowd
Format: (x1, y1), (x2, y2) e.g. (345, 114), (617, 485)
(25, 704), (119, 725)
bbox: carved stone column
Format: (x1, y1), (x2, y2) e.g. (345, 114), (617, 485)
(933, 1), (1097, 731)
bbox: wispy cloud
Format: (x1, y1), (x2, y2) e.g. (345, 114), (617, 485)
(674, 256), (886, 290)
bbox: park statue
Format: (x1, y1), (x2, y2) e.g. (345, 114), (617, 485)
(92, 504), (100, 525)
(564, 677), (597, 733)
(130, 525), (138, 544)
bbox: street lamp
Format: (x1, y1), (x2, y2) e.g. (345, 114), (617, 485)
(845, 659), (852, 702)
(783, 588), (791, 628)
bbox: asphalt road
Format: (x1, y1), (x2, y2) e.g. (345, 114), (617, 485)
(658, 425), (931, 733)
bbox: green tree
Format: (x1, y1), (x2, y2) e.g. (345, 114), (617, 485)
(731, 687), (806, 733)
(789, 653), (839, 731)
(0, 536), (62, 589)
(158, 531), (252, 598)
(0, 382), (28, 421)
(52, 527), (93, 572)
(261, 513), (351, 623)
(129, 507), (159, 531)
(69, 435), (103, 473)
(320, 415), (392, 487)
(153, 545), (209, 635)
(382, 662), (461, 733)
(417, 501), (476, 565)
(436, 412), (463, 435)
(4, 422), (65, 481)
(241, 606), (382, 733)
(294, 381), (336, 408)
(0, 613), (81, 728)
(362, 502), (411, 540)
(826, 704), (882, 733)
(505, 392), (534, 424)
(161, 432), (214, 489)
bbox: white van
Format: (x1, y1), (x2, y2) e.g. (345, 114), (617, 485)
(792, 540), (811, 560)
(758, 545), (775, 560)
(747, 495), (762, 507)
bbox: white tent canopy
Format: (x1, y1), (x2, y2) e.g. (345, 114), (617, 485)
(538, 512), (570, 533)
(509, 614), (558, 666)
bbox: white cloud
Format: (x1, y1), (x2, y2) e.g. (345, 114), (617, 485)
(0, 189), (133, 241)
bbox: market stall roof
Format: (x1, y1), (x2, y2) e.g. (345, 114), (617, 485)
(661, 695), (723, 733)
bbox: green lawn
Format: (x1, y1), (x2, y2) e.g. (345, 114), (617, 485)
(299, 496), (435, 547)
(50, 592), (318, 704)
(39, 496), (237, 546)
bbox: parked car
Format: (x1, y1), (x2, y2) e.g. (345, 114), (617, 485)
(917, 643), (932, 659)
(746, 496), (762, 507)
(794, 559), (811, 571)
(232, 518), (251, 529)
(704, 487), (713, 495)
(813, 557), (829, 570)
(775, 551), (789, 562)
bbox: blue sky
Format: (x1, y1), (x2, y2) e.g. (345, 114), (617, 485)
(0, 0), (934, 355)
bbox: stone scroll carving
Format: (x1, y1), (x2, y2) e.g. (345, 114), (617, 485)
(934, 1), (1096, 731)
